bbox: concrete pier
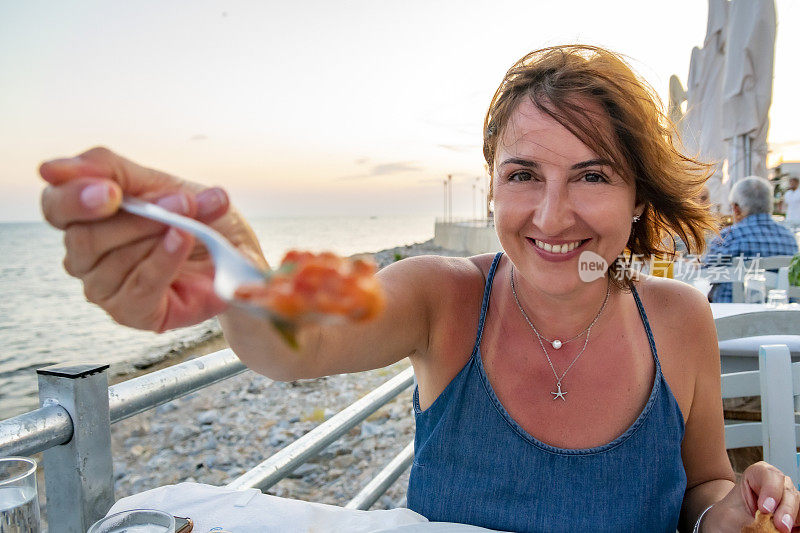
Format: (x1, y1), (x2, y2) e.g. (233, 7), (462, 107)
(433, 220), (501, 255)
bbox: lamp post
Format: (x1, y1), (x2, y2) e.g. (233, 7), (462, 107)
(447, 174), (453, 222)
(443, 179), (447, 221)
(475, 177), (482, 220)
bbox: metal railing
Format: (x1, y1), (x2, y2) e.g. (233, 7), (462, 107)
(0, 349), (415, 533)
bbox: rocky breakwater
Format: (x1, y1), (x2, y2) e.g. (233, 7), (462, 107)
(112, 361), (415, 509)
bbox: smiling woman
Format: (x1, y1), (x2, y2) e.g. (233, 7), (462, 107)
(491, 98), (637, 296)
(484, 45), (717, 288)
(38, 44), (800, 533)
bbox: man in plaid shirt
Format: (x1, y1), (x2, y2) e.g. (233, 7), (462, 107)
(704, 176), (798, 302)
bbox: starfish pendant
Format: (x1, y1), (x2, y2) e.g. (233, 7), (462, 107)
(551, 383), (567, 401)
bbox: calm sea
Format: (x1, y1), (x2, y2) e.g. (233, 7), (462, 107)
(0, 215), (435, 418)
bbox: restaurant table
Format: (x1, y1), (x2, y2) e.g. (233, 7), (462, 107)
(711, 303), (800, 373)
(106, 482), (506, 532)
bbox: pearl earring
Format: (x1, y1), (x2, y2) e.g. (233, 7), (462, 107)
(632, 214), (641, 223)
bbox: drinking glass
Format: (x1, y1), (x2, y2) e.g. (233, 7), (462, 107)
(0, 457), (41, 533)
(744, 274), (767, 304)
(87, 509), (175, 533)
(767, 289), (789, 308)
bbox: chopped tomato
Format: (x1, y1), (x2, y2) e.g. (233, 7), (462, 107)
(233, 251), (384, 323)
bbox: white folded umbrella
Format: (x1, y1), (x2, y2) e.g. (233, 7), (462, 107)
(722, 0), (777, 184)
(679, 0), (730, 211)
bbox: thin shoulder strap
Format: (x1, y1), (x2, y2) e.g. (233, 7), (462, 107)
(629, 283), (661, 370)
(471, 252), (504, 354)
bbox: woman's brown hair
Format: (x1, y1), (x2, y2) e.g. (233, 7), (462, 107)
(483, 45), (717, 286)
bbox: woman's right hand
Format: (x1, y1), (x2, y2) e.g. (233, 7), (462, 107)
(39, 147), (267, 332)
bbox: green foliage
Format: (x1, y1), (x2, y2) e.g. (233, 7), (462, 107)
(393, 253), (405, 262)
(789, 253), (800, 286)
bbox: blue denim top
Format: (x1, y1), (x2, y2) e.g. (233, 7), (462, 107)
(407, 252), (686, 532)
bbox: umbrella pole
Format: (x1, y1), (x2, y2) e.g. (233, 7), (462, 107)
(743, 135), (752, 176)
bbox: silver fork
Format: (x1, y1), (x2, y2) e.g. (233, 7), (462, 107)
(120, 196), (270, 314)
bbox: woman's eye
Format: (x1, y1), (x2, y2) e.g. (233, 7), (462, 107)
(582, 172), (607, 183)
(509, 171), (533, 182)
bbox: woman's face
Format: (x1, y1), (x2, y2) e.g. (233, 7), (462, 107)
(492, 98), (640, 295)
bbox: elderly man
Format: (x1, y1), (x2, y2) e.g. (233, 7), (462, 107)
(704, 176), (798, 302)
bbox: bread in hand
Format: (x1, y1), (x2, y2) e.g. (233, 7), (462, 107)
(741, 510), (781, 533)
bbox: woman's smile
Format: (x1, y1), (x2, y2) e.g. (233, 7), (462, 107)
(527, 237), (591, 261)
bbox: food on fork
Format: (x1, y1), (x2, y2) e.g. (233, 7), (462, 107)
(741, 511), (780, 533)
(234, 250), (384, 346)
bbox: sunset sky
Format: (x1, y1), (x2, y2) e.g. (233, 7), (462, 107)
(1, 0), (798, 221)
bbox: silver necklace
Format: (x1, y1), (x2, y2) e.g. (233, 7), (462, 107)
(510, 265), (610, 401)
(513, 287), (593, 349)
(539, 326), (586, 350)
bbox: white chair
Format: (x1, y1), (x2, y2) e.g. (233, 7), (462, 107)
(757, 256), (796, 271)
(757, 257), (795, 300)
(721, 344), (799, 485)
(708, 256), (794, 303)
(716, 310), (800, 341)
(715, 309), (800, 373)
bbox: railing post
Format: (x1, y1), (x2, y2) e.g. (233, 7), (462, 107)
(37, 363), (114, 533)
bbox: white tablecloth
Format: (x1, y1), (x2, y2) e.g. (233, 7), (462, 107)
(107, 482), (505, 533)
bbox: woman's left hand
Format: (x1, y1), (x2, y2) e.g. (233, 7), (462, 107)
(702, 461), (799, 532)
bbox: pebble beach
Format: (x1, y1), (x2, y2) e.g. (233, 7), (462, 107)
(108, 240), (470, 510)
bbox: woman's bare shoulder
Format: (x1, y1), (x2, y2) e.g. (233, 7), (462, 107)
(379, 253), (490, 295)
(380, 254), (491, 361)
(634, 275), (718, 368)
(635, 275), (713, 325)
